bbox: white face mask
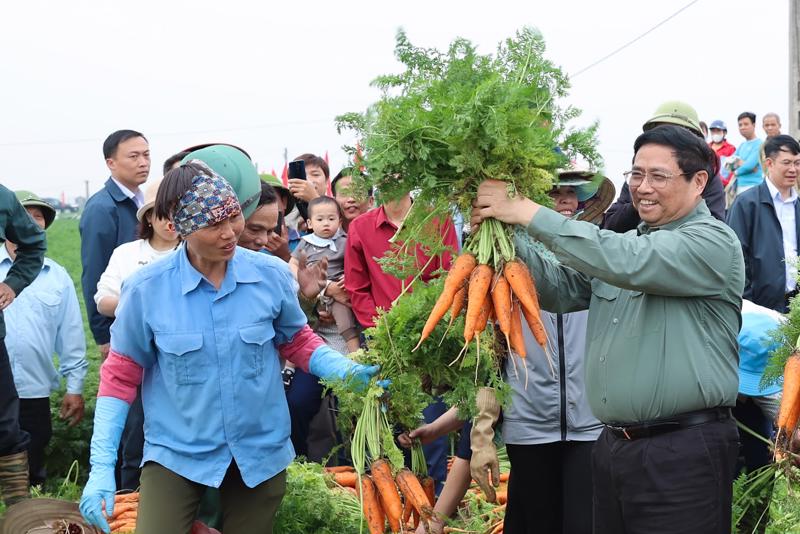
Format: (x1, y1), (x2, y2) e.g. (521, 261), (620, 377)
(711, 133), (724, 143)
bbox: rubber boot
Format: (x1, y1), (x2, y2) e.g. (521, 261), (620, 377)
(0, 450), (30, 507)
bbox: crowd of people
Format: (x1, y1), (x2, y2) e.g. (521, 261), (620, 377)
(0, 99), (796, 534)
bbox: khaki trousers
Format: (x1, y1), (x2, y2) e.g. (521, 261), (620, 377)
(136, 461), (286, 534)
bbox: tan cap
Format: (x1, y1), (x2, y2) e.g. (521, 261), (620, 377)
(136, 176), (164, 222)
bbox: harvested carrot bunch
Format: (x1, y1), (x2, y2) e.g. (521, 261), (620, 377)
(104, 491), (139, 534)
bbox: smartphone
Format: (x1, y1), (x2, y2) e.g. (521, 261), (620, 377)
(288, 160), (306, 180)
(274, 211), (284, 234)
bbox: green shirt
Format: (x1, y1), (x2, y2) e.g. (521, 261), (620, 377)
(516, 200), (744, 424)
(0, 185), (46, 338)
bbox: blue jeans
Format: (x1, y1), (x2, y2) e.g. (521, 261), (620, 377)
(285, 368), (324, 459)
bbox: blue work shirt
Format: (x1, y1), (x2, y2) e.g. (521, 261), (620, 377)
(1, 247), (88, 398)
(111, 243), (308, 488)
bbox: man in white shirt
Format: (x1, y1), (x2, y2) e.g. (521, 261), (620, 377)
(728, 135), (800, 312)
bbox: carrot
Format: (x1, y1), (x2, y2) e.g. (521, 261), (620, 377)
(360, 476), (387, 534)
(113, 511), (137, 521)
(508, 301), (526, 358)
(778, 351), (800, 441)
(395, 468), (434, 519)
(109, 518), (137, 532)
(446, 285), (467, 330)
(499, 472), (510, 483)
(414, 253), (477, 350)
(370, 459), (403, 532)
(520, 303), (547, 351)
(114, 492), (139, 504)
(421, 476), (436, 507)
(402, 499), (413, 526)
(504, 260), (542, 323)
(108, 502), (137, 518)
(495, 491), (507, 505)
(464, 264), (494, 342)
(325, 465), (356, 473)
(474, 295), (494, 335)
(334, 471), (359, 488)
(491, 276), (512, 340)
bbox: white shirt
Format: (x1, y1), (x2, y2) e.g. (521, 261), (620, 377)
(111, 177), (145, 208)
(94, 239), (177, 307)
(766, 179), (799, 292)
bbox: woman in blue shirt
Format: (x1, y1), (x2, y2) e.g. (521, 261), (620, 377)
(80, 161), (378, 534)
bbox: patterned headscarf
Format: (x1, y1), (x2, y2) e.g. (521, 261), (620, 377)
(173, 160), (241, 237)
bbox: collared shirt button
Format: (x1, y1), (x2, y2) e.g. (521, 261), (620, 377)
(601, 397), (607, 403)
(612, 318), (619, 324)
(600, 356), (605, 363)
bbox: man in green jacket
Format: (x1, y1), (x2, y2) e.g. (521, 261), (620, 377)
(0, 184), (46, 507)
(471, 125), (744, 534)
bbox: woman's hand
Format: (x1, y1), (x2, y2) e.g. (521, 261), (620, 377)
(471, 179), (540, 228)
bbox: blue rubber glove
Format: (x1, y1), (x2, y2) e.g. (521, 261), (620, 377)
(79, 396), (130, 533)
(309, 345), (379, 387)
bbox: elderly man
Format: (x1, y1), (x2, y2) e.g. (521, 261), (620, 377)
(471, 125), (743, 534)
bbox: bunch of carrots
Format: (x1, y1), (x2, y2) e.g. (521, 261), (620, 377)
(414, 217), (552, 384)
(776, 348), (800, 461)
(104, 492), (139, 533)
(327, 461), (435, 534)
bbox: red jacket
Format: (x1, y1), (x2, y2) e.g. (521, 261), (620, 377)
(710, 140), (736, 158)
(344, 206), (459, 328)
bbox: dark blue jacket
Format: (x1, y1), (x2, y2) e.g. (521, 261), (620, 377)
(726, 180), (800, 313)
(79, 178), (138, 344)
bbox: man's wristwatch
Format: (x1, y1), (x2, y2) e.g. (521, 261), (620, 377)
(282, 367), (296, 388)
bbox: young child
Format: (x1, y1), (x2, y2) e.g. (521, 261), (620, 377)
(290, 196), (361, 353)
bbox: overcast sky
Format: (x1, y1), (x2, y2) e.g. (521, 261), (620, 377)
(0, 0), (790, 201)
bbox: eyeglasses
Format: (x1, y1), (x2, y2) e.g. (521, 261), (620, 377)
(623, 170), (689, 189)
(772, 159), (800, 169)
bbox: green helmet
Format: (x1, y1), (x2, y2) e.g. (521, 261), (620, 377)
(642, 100), (703, 137)
(259, 173), (295, 214)
(181, 145), (261, 219)
(15, 191), (56, 229)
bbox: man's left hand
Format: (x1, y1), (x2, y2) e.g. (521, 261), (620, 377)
(471, 179), (539, 229)
(60, 394), (85, 427)
(0, 282), (16, 310)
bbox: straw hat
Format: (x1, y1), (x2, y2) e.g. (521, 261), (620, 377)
(136, 176), (164, 222)
(554, 168), (616, 225)
(0, 498), (100, 534)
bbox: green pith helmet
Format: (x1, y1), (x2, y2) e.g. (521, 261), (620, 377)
(642, 100), (703, 137)
(181, 145), (261, 219)
(259, 173), (295, 214)
(15, 191), (56, 228)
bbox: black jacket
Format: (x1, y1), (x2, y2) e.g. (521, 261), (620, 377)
(726, 180), (800, 312)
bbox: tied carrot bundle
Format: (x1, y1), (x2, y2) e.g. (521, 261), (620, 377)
(414, 253), (477, 351)
(395, 468), (434, 520)
(360, 476), (387, 534)
(776, 350), (800, 459)
(370, 459), (404, 533)
(464, 264), (494, 343)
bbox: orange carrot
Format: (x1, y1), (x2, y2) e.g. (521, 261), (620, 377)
(464, 264), (494, 342)
(491, 276), (512, 340)
(114, 492), (139, 504)
(505, 259), (547, 349)
(109, 502), (137, 518)
(778, 351), (800, 440)
(402, 499), (413, 526)
(371, 459), (403, 533)
(360, 476), (387, 534)
(474, 296), (494, 335)
(508, 301), (526, 358)
(421, 476), (436, 507)
(499, 472), (510, 483)
(414, 253), (477, 350)
(495, 491), (508, 505)
(395, 468), (434, 519)
(446, 286), (467, 330)
(325, 465), (356, 473)
(333, 471), (359, 488)
(520, 304), (547, 350)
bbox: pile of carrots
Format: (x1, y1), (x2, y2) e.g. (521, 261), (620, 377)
(414, 251), (552, 382)
(327, 460), (435, 534)
(776, 350), (800, 461)
(105, 492), (139, 533)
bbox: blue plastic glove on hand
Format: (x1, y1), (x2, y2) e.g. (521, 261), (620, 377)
(309, 345), (379, 387)
(79, 396), (130, 533)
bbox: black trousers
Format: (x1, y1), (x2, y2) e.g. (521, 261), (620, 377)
(592, 419), (739, 534)
(505, 441), (594, 534)
(0, 340), (29, 456)
(17, 397), (51, 486)
(117, 387), (144, 491)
